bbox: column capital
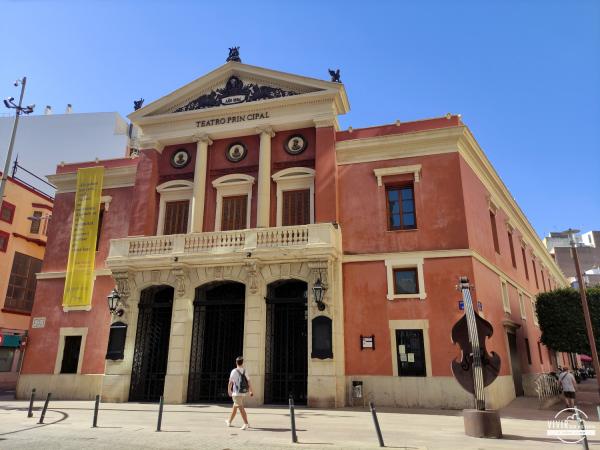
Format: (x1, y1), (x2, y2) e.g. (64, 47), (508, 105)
(138, 138), (164, 152)
(193, 133), (213, 145)
(256, 126), (275, 138)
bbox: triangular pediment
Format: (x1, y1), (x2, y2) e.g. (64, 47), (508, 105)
(129, 61), (349, 123)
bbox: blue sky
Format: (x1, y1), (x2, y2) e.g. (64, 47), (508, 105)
(1, 0), (599, 237)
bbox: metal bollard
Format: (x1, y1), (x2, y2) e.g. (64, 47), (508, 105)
(38, 393), (51, 424)
(289, 394), (298, 443)
(92, 394), (100, 428)
(27, 388), (36, 418)
(369, 402), (385, 447)
(156, 395), (164, 432)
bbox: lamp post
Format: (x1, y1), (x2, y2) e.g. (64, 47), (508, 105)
(1, 77), (35, 210)
(564, 228), (600, 397)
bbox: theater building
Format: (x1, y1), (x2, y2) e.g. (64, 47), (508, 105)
(17, 56), (567, 409)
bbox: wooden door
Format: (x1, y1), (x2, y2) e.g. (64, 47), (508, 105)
(221, 195), (247, 231)
(163, 200), (189, 235)
(282, 189), (310, 226)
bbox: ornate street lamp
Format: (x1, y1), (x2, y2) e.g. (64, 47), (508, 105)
(312, 275), (327, 311)
(107, 288), (123, 316)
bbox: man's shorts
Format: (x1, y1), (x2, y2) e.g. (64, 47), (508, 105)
(564, 391), (576, 399)
(232, 395), (245, 406)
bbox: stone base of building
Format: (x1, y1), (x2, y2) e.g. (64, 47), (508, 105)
(345, 375), (516, 409)
(17, 374), (104, 400)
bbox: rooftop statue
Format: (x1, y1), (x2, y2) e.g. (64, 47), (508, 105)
(226, 47), (241, 63)
(328, 69), (341, 83)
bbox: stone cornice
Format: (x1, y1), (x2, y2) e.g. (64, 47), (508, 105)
(47, 165), (138, 194)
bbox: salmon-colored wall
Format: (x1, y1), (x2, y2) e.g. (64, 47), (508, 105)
(339, 152), (469, 254)
(21, 275), (112, 374)
(315, 127), (338, 223)
(128, 150), (158, 237)
(343, 257), (482, 377)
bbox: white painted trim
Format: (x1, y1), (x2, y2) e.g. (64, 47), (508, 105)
(272, 167), (315, 227)
(212, 174), (255, 231)
(389, 319), (432, 377)
(36, 269), (112, 280)
(384, 256), (426, 301)
(156, 180), (194, 235)
(518, 291), (526, 320)
(373, 164), (421, 187)
(500, 279), (511, 314)
(53, 327), (88, 375)
(47, 165), (137, 194)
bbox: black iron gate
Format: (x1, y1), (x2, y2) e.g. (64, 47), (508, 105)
(129, 286), (174, 402)
(265, 280), (308, 404)
(187, 282), (245, 403)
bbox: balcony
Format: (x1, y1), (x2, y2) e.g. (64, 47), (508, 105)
(106, 223), (341, 270)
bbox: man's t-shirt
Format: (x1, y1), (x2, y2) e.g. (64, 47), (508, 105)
(559, 371), (576, 392)
(230, 368), (250, 396)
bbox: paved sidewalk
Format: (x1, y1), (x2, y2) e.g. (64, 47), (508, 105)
(0, 381), (598, 449)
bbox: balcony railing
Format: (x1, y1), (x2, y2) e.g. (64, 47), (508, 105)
(107, 223), (340, 261)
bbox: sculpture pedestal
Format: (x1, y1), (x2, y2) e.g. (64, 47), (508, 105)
(463, 409), (502, 438)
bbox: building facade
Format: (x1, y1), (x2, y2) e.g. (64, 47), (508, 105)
(0, 170), (53, 390)
(544, 231), (600, 287)
(18, 59), (567, 409)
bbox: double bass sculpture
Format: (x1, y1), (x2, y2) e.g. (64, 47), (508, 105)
(451, 276), (503, 438)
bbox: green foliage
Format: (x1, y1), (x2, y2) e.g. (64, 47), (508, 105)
(537, 287), (600, 354)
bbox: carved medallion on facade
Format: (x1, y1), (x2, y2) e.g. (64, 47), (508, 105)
(170, 148), (190, 169)
(284, 135), (308, 155)
(226, 142), (247, 163)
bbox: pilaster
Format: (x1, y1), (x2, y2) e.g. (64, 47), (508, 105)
(191, 135), (212, 233)
(256, 127), (275, 228)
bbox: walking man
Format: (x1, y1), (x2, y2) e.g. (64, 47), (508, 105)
(558, 367), (577, 408)
(226, 356), (253, 430)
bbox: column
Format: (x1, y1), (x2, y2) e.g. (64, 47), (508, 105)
(256, 127), (274, 228)
(191, 135), (212, 233)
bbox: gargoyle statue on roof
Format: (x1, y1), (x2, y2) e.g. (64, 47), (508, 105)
(227, 47), (241, 63)
(328, 69), (341, 83)
(133, 98), (144, 111)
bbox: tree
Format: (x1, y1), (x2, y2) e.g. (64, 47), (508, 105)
(536, 287), (600, 355)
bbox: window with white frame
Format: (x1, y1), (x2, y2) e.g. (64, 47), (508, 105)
(156, 180), (193, 235)
(272, 168), (314, 227)
(518, 292), (526, 320)
(500, 280), (511, 313)
(385, 257), (426, 300)
(389, 319), (431, 377)
(54, 327), (87, 375)
(213, 174), (254, 231)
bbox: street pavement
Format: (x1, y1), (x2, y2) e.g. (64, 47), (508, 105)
(0, 380), (598, 449)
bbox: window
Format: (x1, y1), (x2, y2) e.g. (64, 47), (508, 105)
(490, 211), (500, 253)
(541, 269), (547, 291)
(525, 338), (532, 365)
(29, 211), (42, 234)
(95, 205), (105, 251)
(500, 281), (511, 313)
(5, 252), (42, 313)
(387, 185), (416, 230)
(272, 168), (315, 227)
(532, 259), (539, 288)
(221, 195), (247, 231)
(60, 335), (82, 374)
(393, 268), (418, 295)
(537, 341), (544, 364)
(508, 231), (516, 268)
(0, 201), (15, 224)
(0, 230), (9, 252)
(518, 292), (526, 320)
(0, 348), (15, 372)
(163, 200), (190, 235)
(530, 296), (539, 327)
(282, 189), (310, 226)
(385, 257), (426, 300)
(106, 322), (127, 361)
(395, 329), (426, 376)
(521, 247), (529, 280)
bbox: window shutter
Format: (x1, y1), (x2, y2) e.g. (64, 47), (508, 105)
(221, 196), (247, 231)
(164, 200), (189, 235)
(282, 189), (310, 226)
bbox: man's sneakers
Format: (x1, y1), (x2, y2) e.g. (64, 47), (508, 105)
(240, 423), (249, 430)
(225, 420), (232, 427)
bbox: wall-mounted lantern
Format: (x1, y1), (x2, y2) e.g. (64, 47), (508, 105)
(107, 288), (123, 317)
(312, 276), (327, 311)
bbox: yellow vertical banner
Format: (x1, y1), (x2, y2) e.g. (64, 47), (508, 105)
(62, 166), (104, 309)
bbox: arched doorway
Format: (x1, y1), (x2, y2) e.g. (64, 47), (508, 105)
(265, 280), (308, 404)
(129, 285), (174, 402)
(187, 281), (245, 403)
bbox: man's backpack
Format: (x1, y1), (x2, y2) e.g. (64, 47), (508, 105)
(237, 369), (249, 394)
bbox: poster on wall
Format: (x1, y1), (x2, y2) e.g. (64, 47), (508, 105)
(62, 166), (104, 309)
